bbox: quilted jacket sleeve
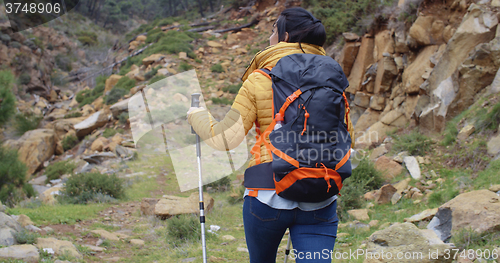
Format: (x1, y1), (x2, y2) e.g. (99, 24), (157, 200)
(187, 76), (258, 151)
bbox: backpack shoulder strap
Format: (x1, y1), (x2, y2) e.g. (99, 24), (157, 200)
(252, 66), (273, 80)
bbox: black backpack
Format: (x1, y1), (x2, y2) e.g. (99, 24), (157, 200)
(244, 53), (352, 203)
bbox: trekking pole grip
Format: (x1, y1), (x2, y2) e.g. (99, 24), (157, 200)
(191, 93), (201, 134)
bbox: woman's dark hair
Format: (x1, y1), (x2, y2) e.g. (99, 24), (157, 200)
(276, 7), (326, 48)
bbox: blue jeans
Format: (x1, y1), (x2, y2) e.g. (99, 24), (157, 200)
(243, 196), (338, 263)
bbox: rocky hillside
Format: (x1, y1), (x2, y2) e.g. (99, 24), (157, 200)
(0, 0), (500, 262)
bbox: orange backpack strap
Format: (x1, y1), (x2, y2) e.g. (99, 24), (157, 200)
(342, 92), (350, 132)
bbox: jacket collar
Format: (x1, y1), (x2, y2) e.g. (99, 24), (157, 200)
(241, 42), (326, 81)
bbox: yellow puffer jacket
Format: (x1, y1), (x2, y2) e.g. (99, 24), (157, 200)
(188, 42), (354, 169)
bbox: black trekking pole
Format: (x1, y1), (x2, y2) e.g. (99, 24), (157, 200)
(191, 93), (208, 263)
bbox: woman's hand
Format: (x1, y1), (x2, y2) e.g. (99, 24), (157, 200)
(187, 107), (204, 115)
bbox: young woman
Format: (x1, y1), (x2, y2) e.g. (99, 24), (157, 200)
(188, 7), (352, 262)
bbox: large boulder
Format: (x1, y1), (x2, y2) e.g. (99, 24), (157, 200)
(47, 117), (86, 140)
(364, 223), (452, 263)
(74, 107), (111, 138)
(109, 97), (130, 119)
(428, 190), (500, 241)
(374, 156), (403, 180)
(150, 192), (214, 219)
(0, 244), (39, 263)
(36, 237), (82, 259)
(0, 212), (22, 246)
(346, 36), (375, 94)
(4, 129), (56, 175)
(104, 74), (122, 93)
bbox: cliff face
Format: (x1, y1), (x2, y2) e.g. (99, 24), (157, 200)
(337, 0), (500, 148)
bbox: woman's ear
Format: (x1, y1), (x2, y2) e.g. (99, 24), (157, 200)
(284, 32), (289, 42)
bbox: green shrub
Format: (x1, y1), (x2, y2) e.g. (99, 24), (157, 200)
(105, 87), (127, 105)
(118, 112), (129, 124)
(148, 30), (198, 55)
(0, 146), (31, 207)
(167, 214), (200, 240)
(45, 160), (76, 183)
(10, 41), (22, 49)
(144, 66), (161, 80)
(338, 158), (383, 220)
(14, 229), (39, 244)
(55, 54), (72, 72)
(18, 73), (31, 85)
(76, 31), (98, 46)
(392, 130), (432, 156)
(204, 176), (231, 192)
(115, 76), (136, 92)
(14, 112), (41, 135)
(0, 70), (16, 126)
(179, 62), (193, 72)
(210, 63), (224, 73)
(62, 135), (79, 151)
(227, 185), (245, 204)
(50, 71), (68, 87)
(103, 128), (118, 138)
(78, 36), (98, 46)
(61, 172), (125, 204)
(223, 84), (242, 94)
(64, 112), (83, 119)
(195, 58), (202, 64)
(211, 97), (232, 105)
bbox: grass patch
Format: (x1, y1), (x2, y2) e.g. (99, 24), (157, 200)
(179, 62), (193, 72)
(64, 111), (83, 119)
(211, 97), (232, 105)
(167, 214), (200, 242)
(45, 160), (76, 183)
(210, 63), (224, 73)
(222, 84), (241, 94)
(473, 160), (500, 190)
(103, 128), (118, 138)
(76, 31), (98, 46)
(451, 227), (500, 251)
(7, 203), (109, 225)
(392, 130), (432, 156)
(60, 172), (125, 204)
(475, 100), (500, 132)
